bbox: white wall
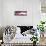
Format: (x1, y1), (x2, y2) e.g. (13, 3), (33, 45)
(2, 0), (41, 26)
(0, 0), (3, 26)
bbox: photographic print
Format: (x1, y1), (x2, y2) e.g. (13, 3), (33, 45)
(15, 11), (27, 16)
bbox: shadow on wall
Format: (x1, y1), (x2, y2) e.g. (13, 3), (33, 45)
(0, 27), (5, 40)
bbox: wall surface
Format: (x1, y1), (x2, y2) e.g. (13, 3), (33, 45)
(2, 0), (41, 27)
(0, 0), (3, 26)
